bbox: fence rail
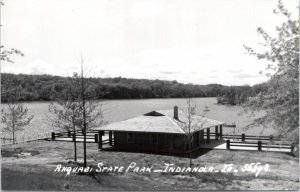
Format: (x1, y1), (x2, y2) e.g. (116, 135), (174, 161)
(1, 132), (52, 146)
(50, 130), (113, 147)
(4, 129), (295, 156)
(225, 139), (295, 155)
(215, 133), (290, 143)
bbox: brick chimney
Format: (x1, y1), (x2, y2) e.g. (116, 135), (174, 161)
(173, 105), (178, 120)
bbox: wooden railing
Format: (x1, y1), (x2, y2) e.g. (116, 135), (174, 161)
(209, 132), (290, 143)
(48, 130), (296, 154)
(50, 130), (114, 147)
(1, 132), (52, 145)
(225, 140), (295, 155)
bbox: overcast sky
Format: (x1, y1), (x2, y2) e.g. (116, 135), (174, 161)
(1, 0), (298, 85)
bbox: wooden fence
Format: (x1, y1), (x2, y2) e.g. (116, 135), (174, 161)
(210, 132), (290, 143)
(207, 132), (295, 154)
(51, 130), (101, 141)
(8, 130), (294, 154)
(51, 130), (293, 144)
(50, 130), (114, 148)
(1, 132), (52, 145)
(225, 140), (295, 155)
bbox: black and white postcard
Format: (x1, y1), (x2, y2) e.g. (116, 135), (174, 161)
(1, 0), (299, 191)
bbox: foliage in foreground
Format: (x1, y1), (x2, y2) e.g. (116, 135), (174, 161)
(1, 103), (34, 144)
(243, 0), (299, 141)
(1, 70), (34, 144)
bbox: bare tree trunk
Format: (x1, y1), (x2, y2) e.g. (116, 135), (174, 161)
(12, 109), (15, 144)
(189, 136), (192, 167)
(83, 129), (87, 167)
(189, 145), (192, 167)
(188, 120), (192, 167)
(81, 64), (87, 168)
(12, 121), (15, 144)
(12, 126), (15, 144)
(73, 124), (77, 162)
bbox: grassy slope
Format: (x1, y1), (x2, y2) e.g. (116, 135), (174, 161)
(1, 141), (299, 191)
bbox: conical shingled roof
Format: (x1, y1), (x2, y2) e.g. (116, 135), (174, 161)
(93, 108), (225, 134)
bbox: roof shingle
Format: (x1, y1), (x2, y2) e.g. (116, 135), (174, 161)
(93, 109), (225, 134)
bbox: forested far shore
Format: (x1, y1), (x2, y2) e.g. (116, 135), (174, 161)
(1, 73), (266, 103)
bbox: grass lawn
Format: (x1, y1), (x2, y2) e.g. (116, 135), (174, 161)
(1, 140), (299, 191)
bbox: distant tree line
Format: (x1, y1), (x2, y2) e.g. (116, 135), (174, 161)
(1, 73), (260, 103)
(216, 83), (268, 105)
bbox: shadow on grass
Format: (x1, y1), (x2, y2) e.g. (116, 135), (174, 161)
(100, 140), (226, 159)
(1, 148), (40, 158)
(1, 168), (64, 191)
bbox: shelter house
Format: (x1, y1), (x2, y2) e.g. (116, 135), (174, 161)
(93, 106), (225, 154)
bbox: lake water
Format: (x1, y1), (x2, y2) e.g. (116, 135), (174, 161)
(1, 97), (276, 143)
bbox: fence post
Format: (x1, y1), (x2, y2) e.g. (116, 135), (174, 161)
(242, 133), (245, 142)
(68, 131), (71, 138)
(98, 131), (104, 136)
(98, 134), (102, 149)
(215, 126), (218, 140)
(51, 132), (56, 140)
(291, 143), (295, 156)
(258, 141), (262, 151)
(95, 134), (98, 143)
(226, 140), (230, 150)
(219, 125), (223, 139)
(207, 128), (210, 144)
(72, 133), (75, 142)
(109, 131), (113, 146)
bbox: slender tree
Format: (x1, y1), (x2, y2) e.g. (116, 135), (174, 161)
(46, 75), (81, 162)
(0, 1), (28, 144)
(1, 86), (33, 144)
(2, 103), (33, 144)
(76, 56), (106, 167)
(181, 97), (207, 167)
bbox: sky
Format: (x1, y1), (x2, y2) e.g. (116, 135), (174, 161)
(1, 0), (298, 85)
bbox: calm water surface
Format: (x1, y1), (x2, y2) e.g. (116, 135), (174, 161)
(1, 97), (275, 142)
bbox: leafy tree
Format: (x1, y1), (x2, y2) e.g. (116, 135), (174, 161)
(243, 0), (299, 141)
(217, 86), (253, 105)
(1, 46), (24, 102)
(46, 60), (106, 166)
(1, 85), (33, 144)
(0, 46), (24, 63)
(0, 1), (28, 144)
(2, 103), (34, 144)
(1, 72), (264, 102)
(1, 51), (33, 144)
(46, 75), (82, 162)
(181, 98), (207, 167)
(76, 56), (106, 167)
